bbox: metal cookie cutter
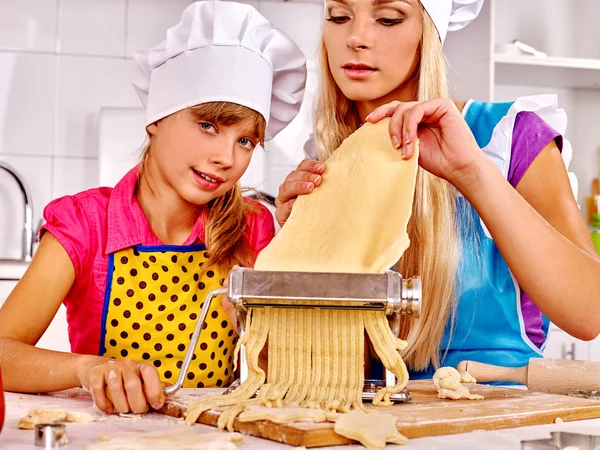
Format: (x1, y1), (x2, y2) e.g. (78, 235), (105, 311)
(34, 423), (68, 448)
(166, 268), (421, 402)
(521, 432), (600, 450)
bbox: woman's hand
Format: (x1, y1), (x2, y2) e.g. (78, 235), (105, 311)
(366, 98), (485, 193)
(76, 356), (165, 415)
(274, 160), (325, 227)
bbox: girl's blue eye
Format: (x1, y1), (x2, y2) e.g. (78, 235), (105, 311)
(200, 122), (215, 131)
(239, 137), (256, 150)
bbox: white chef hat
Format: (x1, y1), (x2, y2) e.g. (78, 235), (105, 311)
(131, 1), (307, 141)
(420, 0), (485, 44)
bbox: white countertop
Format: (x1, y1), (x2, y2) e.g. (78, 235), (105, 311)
(1, 389), (599, 449)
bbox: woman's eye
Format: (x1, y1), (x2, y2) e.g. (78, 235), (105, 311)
(377, 18), (404, 26)
(326, 15), (350, 24)
(200, 122), (216, 132)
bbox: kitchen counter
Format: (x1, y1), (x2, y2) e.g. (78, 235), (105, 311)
(2, 389), (599, 449)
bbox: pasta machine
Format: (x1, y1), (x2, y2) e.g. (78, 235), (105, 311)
(166, 267), (422, 402)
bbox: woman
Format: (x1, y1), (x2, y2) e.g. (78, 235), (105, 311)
(274, 0), (600, 378)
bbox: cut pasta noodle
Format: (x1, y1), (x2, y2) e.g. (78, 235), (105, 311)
(185, 119), (419, 446)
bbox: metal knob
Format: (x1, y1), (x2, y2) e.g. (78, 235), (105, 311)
(400, 276), (421, 318)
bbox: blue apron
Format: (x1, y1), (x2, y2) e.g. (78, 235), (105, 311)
(409, 101), (549, 379)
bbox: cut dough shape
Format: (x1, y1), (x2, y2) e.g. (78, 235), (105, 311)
(185, 120), (418, 448)
(238, 406), (328, 423)
(433, 367), (483, 400)
(334, 412), (408, 448)
(18, 407), (95, 429)
(88, 429), (243, 450)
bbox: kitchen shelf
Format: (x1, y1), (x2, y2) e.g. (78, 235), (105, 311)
(494, 54), (600, 91)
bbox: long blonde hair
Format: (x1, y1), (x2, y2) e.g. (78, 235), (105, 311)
(140, 102), (266, 272)
(314, 5), (460, 371)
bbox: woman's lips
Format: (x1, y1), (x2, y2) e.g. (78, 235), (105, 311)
(342, 65), (377, 80)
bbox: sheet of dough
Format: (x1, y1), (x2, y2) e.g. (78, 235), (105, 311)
(255, 118), (419, 273)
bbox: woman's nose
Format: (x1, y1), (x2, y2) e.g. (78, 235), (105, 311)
(347, 18), (372, 50)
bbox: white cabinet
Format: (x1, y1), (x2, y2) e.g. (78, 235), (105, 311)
(0, 280), (70, 353)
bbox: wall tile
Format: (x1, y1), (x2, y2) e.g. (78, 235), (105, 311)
(0, 0), (57, 52)
(125, 0), (194, 57)
(0, 53), (55, 156)
(55, 56), (141, 158)
(98, 107), (146, 187)
(52, 157), (99, 199)
(58, 0), (126, 57)
(0, 155), (52, 260)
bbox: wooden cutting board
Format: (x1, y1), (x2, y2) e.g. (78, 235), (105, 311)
(157, 381), (600, 447)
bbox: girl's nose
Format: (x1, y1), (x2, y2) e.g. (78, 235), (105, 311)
(208, 139), (235, 169)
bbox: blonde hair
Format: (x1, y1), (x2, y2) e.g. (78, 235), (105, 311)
(314, 5), (460, 371)
(140, 102), (266, 272)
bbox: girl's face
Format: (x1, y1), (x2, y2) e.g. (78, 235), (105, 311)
(323, 0), (422, 108)
(146, 109), (259, 206)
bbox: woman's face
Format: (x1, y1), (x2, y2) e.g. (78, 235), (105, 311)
(322, 0), (422, 109)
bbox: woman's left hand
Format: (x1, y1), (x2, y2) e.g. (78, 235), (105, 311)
(366, 98), (485, 191)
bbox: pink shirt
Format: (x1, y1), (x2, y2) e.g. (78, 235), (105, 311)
(41, 167), (275, 355)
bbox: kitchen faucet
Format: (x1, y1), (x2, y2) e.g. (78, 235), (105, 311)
(0, 160), (34, 262)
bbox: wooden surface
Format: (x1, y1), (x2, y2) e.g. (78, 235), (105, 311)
(158, 381), (600, 448)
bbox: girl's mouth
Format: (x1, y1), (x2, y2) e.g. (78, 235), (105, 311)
(192, 168), (223, 190)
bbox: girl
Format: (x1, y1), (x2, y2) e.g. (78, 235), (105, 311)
(275, 0), (600, 378)
(0, 1), (306, 414)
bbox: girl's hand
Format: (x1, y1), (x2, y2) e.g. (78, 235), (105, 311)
(366, 99), (486, 192)
(274, 160), (325, 227)
(77, 356), (165, 415)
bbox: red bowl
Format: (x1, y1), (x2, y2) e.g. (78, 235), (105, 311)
(0, 367), (5, 433)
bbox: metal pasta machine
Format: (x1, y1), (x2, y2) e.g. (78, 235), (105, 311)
(166, 268), (421, 401)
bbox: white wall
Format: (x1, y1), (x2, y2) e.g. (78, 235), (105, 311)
(0, 0), (323, 260)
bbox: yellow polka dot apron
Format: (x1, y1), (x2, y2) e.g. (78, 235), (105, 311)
(100, 245), (236, 388)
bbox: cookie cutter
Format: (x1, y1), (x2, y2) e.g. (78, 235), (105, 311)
(34, 423), (68, 448)
(521, 432), (600, 450)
